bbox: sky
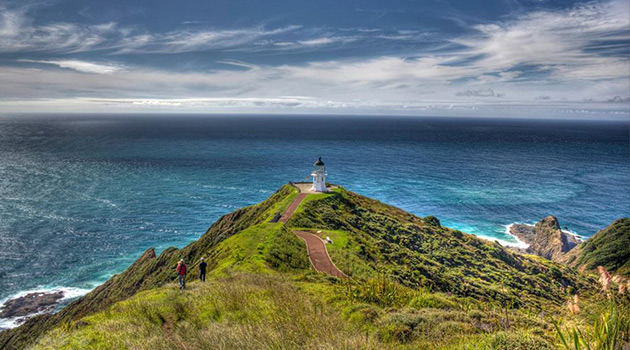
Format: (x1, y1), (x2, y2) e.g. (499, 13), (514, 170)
(0, 0), (629, 117)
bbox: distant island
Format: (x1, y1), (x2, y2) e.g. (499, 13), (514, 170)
(1, 170), (629, 349)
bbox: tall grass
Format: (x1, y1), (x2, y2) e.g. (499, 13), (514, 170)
(345, 277), (418, 307)
(33, 273), (387, 350)
(555, 300), (630, 350)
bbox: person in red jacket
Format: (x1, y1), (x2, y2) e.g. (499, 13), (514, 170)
(176, 259), (187, 289)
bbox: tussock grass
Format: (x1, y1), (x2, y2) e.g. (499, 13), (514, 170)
(33, 273), (381, 350)
(31, 271), (563, 350)
(345, 276), (418, 308)
(555, 298), (630, 350)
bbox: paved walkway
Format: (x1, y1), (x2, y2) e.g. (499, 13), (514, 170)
(278, 193), (308, 223)
(276, 183), (347, 278)
(295, 231), (347, 278)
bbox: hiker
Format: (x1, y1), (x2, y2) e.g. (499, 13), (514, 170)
(176, 259), (187, 289)
(199, 257), (207, 282)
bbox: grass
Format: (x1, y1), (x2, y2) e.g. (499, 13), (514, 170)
(572, 218), (630, 276)
(13, 184), (628, 350)
(209, 223), (279, 274)
(555, 298), (630, 350)
(345, 276), (418, 308)
(31, 272), (564, 350)
(291, 189), (339, 216)
(33, 274), (378, 350)
(261, 186), (299, 221)
(286, 187), (592, 307)
(209, 222), (310, 276)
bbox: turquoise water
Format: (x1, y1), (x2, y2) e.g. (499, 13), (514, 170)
(0, 114), (628, 310)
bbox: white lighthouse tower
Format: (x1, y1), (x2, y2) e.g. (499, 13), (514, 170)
(311, 157), (328, 192)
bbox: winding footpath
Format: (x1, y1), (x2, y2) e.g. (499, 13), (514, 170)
(279, 185), (347, 279)
(294, 231), (347, 278)
(278, 193), (308, 223)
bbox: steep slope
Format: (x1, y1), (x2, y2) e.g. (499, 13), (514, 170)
(0, 185), (300, 350)
(1, 184), (603, 349)
(288, 188), (589, 307)
(567, 218), (630, 276)
(509, 216), (579, 261)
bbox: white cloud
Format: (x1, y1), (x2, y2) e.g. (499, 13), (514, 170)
(0, 5), (120, 53)
(456, 88), (505, 97)
(215, 59), (259, 70)
(0, 5), (304, 54)
(455, 0), (630, 80)
(296, 37), (356, 46)
(0, 5), (422, 55)
(19, 59), (124, 74)
(0, 0), (628, 117)
(123, 25), (302, 54)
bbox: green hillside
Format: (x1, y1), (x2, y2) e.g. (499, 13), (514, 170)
(2, 184), (627, 350)
(0, 185), (300, 350)
(288, 187), (590, 307)
(568, 218), (630, 276)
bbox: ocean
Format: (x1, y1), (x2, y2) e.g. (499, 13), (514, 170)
(1, 114), (628, 326)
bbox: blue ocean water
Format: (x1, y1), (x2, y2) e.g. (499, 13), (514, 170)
(0, 115), (628, 307)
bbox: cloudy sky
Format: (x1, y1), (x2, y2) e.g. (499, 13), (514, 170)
(0, 0), (629, 117)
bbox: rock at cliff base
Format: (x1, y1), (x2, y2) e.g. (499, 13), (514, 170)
(0, 291), (64, 319)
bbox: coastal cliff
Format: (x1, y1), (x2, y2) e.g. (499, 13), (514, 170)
(0, 185), (298, 350)
(509, 216), (579, 261)
(510, 216), (630, 277)
(1, 185), (628, 350)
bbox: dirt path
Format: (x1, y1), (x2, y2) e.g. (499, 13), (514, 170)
(278, 193), (308, 223)
(277, 184), (346, 278)
(294, 231), (347, 278)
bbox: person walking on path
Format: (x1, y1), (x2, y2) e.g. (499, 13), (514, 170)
(176, 259), (187, 289)
(199, 257), (207, 282)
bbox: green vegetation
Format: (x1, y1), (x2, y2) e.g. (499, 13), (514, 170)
(34, 274), (373, 350)
(208, 222), (309, 274)
(31, 272), (566, 350)
(555, 299), (630, 350)
(288, 187), (589, 307)
(0, 185), (299, 350)
(3, 184), (628, 350)
(346, 276), (419, 307)
(572, 219), (630, 276)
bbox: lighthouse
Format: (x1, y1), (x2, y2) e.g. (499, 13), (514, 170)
(311, 157), (328, 192)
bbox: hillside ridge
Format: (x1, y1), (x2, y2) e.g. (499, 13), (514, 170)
(3, 184), (625, 349)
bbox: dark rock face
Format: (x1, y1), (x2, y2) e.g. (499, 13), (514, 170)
(510, 216), (579, 261)
(0, 291), (64, 319)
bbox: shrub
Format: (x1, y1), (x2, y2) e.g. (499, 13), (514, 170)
(264, 227), (310, 271)
(342, 303), (382, 324)
(408, 292), (456, 310)
(476, 331), (554, 350)
(346, 277), (417, 307)
(379, 322), (414, 343)
(424, 216), (441, 227)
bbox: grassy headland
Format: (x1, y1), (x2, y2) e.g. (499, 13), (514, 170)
(1, 184), (628, 350)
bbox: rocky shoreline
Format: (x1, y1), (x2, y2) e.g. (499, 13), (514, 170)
(0, 291), (65, 328)
(508, 216), (581, 261)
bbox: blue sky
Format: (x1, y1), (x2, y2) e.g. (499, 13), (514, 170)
(0, 0), (628, 117)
